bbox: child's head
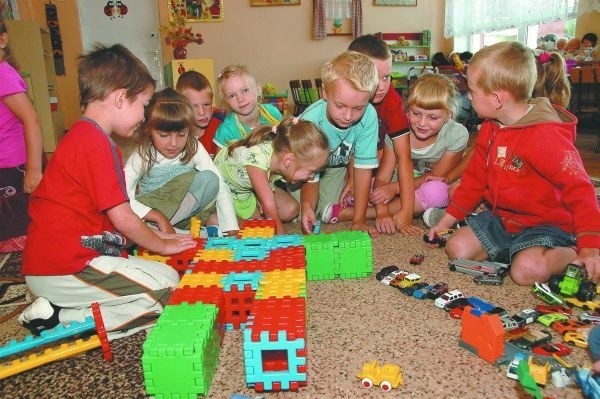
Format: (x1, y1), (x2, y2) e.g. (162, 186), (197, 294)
(431, 52), (451, 68)
(348, 35), (393, 105)
(565, 37), (581, 53)
(229, 118), (329, 184)
(138, 87), (198, 171)
(406, 74), (458, 140)
(467, 41), (536, 118)
(176, 70), (214, 130)
(556, 37), (568, 51)
(582, 32), (598, 48)
(217, 64), (260, 115)
(321, 51), (378, 128)
(533, 51), (570, 108)
(0, 18), (17, 69)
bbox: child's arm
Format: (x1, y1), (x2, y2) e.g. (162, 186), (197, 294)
(300, 181), (319, 234)
(445, 147), (474, 185)
(246, 165), (285, 234)
(3, 92), (43, 193)
(352, 167), (378, 237)
(372, 145), (398, 234)
(106, 202), (196, 255)
(391, 135), (420, 235)
(415, 149), (464, 188)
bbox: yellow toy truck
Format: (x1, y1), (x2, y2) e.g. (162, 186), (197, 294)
(357, 360), (403, 392)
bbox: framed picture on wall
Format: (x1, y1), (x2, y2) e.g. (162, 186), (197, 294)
(251, 0), (300, 6)
(373, 0), (417, 5)
(170, 0), (224, 22)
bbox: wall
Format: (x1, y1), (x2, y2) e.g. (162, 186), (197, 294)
(15, 0), (83, 130)
(575, 10), (600, 38)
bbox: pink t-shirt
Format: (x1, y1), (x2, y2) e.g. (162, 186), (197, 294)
(0, 61), (28, 168)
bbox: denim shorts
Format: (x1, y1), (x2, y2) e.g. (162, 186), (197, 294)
(465, 211), (576, 263)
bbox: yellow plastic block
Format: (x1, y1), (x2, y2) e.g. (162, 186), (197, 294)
(256, 269), (306, 299)
(137, 252), (170, 264)
(179, 272), (225, 289)
(189, 217), (202, 238)
(196, 248), (234, 262)
(238, 227), (275, 239)
(0, 336), (101, 379)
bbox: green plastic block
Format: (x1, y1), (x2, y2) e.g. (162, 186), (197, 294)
(302, 233), (338, 280)
(332, 231), (372, 279)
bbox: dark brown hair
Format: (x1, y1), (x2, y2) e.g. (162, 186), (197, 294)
(0, 18), (18, 70)
(348, 34), (392, 61)
(176, 70), (212, 93)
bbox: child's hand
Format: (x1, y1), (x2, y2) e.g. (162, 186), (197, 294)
(223, 230), (239, 237)
(375, 214), (397, 235)
(156, 219), (175, 234)
(159, 234), (197, 255)
(574, 248), (600, 282)
(339, 183), (352, 210)
(351, 221), (379, 238)
(24, 169), (42, 194)
(370, 183), (397, 205)
(422, 174), (447, 184)
(393, 209), (422, 236)
(301, 207), (317, 234)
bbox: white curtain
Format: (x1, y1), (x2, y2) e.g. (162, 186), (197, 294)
(444, 0), (572, 38)
(325, 0), (351, 19)
(576, 0), (600, 15)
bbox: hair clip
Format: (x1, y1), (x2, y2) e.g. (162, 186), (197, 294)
(271, 125), (277, 134)
(539, 51), (552, 64)
(292, 117), (300, 125)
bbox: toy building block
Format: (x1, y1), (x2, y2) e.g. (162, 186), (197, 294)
(91, 302), (112, 361)
(516, 360), (543, 399)
(332, 231), (372, 279)
(237, 219), (277, 239)
(143, 303), (220, 398)
(190, 216), (202, 238)
(179, 271), (225, 289)
(255, 269), (306, 300)
(459, 305), (505, 363)
(303, 233), (338, 280)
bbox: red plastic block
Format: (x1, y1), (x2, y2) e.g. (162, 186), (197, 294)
(91, 302), (112, 361)
(222, 285), (256, 329)
(249, 297), (306, 342)
(193, 259), (271, 274)
(239, 219), (277, 232)
(267, 247), (306, 270)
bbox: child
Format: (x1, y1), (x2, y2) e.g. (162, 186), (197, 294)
(589, 325), (600, 374)
(0, 18), (44, 252)
(427, 41), (600, 286)
(348, 34), (419, 236)
(295, 51), (379, 236)
(214, 64), (281, 147)
(176, 70), (220, 159)
(372, 74), (468, 234)
(124, 87), (238, 236)
(214, 118), (328, 235)
(19, 44), (197, 339)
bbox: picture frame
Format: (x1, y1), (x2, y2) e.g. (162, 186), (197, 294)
(250, 0), (300, 6)
(169, 0), (224, 22)
(373, 0), (417, 5)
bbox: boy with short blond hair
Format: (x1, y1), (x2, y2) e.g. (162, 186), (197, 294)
(296, 51), (379, 236)
(428, 41), (600, 286)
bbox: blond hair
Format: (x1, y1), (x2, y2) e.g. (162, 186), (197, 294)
(228, 118), (329, 168)
(217, 64), (259, 111)
(469, 41), (536, 103)
(137, 88), (198, 175)
(321, 51), (378, 98)
(407, 74), (459, 118)
(533, 51), (570, 108)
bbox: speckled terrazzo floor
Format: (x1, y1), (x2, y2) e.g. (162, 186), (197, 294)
(0, 221), (592, 399)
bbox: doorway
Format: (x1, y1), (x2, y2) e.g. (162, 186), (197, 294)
(77, 0), (164, 87)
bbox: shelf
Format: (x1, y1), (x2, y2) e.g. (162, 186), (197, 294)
(393, 60), (430, 64)
(389, 45), (430, 49)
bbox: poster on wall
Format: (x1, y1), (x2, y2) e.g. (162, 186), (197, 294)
(251, 0), (300, 6)
(0, 0), (17, 19)
(170, 0), (224, 22)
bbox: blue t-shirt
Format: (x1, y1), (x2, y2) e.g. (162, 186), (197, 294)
(214, 103), (282, 147)
(300, 99), (378, 170)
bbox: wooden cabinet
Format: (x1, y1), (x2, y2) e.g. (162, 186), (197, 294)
(375, 31), (431, 95)
(6, 20), (65, 153)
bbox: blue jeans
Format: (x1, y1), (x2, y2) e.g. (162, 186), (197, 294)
(465, 211), (576, 263)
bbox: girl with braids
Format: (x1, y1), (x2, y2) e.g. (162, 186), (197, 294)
(214, 118), (329, 234)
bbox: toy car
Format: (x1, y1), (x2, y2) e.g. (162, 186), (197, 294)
(376, 265), (400, 281)
(380, 270), (409, 286)
(531, 342), (572, 357)
(357, 360), (403, 392)
(534, 304), (572, 316)
(412, 284), (433, 299)
(512, 308), (540, 328)
(548, 264), (597, 302)
(579, 312), (600, 324)
(427, 282), (449, 299)
(532, 282), (564, 305)
(388, 271), (412, 288)
(435, 289), (465, 309)
(423, 229), (454, 247)
(537, 312), (569, 327)
(506, 353), (526, 380)
(396, 273), (422, 289)
(410, 253), (425, 265)
(466, 296), (496, 315)
(473, 273), (503, 286)
(448, 258), (510, 277)
(444, 297), (471, 312)
(504, 326), (530, 341)
(509, 329), (552, 350)
(552, 320), (589, 336)
(449, 306), (466, 319)
(563, 331), (589, 348)
(401, 282), (428, 296)
(564, 297), (600, 312)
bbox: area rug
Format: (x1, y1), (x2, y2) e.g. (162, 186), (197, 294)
(0, 253), (27, 324)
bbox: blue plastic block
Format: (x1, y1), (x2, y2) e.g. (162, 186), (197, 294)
(221, 271), (262, 292)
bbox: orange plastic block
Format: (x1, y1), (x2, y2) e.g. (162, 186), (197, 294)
(460, 305), (505, 363)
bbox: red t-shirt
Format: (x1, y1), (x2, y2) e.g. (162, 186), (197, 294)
(199, 117), (221, 159)
(22, 119), (129, 275)
(373, 88), (410, 150)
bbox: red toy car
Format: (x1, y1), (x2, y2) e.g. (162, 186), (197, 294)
(552, 320), (590, 336)
(531, 342), (572, 357)
(535, 304), (573, 316)
(410, 253), (425, 265)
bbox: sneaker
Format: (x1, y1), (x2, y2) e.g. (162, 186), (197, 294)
(18, 297), (61, 336)
(423, 207), (445, 228)
(321, 203), (341, 224)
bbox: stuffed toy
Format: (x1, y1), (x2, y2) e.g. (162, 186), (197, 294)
(450, 52), (466, 73)
(397, 36), (411, 46)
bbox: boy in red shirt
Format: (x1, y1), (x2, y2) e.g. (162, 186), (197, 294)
(176, 70), (221, 159)
(428, 41), (600, 285)
(19, 44), (196, 338)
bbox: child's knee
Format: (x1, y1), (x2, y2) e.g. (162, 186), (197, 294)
(510, 258), (547, 285)
(280, 200), (300, 222)
(445, 237), (468, 259)
(191, 170), (219, 200)
(415, 180), (450, 210)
